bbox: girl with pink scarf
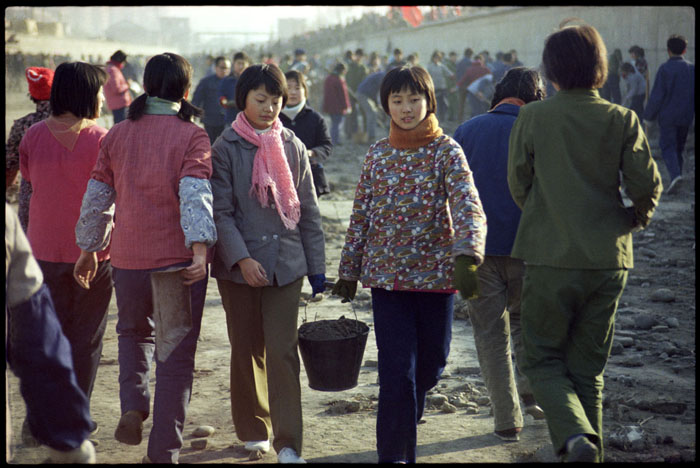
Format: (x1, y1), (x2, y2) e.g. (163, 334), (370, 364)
(209, 64), (326, 464)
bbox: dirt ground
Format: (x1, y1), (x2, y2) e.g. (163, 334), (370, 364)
(5, 92), (695, 464)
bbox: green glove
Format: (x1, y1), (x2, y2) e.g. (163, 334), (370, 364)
(331, 279), (357, 303)
(454, 255), (480, 300)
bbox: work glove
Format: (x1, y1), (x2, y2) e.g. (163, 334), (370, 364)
(307, 274), (327, 297)
(453, 255), (480, 300)
(331, 278), (358, 303)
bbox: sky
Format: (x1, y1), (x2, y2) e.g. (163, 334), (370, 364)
(161, 6), (387, 36)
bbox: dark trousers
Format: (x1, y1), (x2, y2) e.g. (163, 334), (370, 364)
(371, 288), (453, 463)
(37, 259), (112, 403)
(659, 124), (689, 181)
(204, 123), (225, 145)
(112, 263), (207, 463)
(7, 284), (92, 451)
(628, 94), (645, 118)
(112, 107), (127, 124)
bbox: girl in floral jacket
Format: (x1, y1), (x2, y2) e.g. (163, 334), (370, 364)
(333, 65), (486, 463)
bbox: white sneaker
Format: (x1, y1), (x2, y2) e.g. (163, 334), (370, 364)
(47, 439), (96, 463)
(244, 439), (270, 453)
(277, 447), (306, 464)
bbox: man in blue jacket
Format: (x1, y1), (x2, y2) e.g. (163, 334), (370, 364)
(192, 56), (230, 144)
(642, 34), (695, 194)
(452, 67), (547, 443)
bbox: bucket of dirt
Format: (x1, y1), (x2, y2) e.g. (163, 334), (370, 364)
(298, 305), (369, 392)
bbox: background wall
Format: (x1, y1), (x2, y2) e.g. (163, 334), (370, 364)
(335, 6), (695, 75)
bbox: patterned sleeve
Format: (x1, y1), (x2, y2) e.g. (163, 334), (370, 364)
(5, 119), (23, 173)
(75, 179), (116, 252)
(179, 176), (217, 249)
(338, 144), (376, 280)
(442, 139), (487, 265)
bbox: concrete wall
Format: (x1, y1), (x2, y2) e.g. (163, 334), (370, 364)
(340, 6), (694, 78)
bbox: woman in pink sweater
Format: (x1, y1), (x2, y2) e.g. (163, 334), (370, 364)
(73, 52), (216, 464)
(19, 61), (112, 437)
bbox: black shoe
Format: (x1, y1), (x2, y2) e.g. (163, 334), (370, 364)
(565, 435), (598, 462)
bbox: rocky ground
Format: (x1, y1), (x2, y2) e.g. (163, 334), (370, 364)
(5, 94), (695, 463)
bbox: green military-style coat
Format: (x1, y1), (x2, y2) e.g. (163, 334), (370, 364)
(507, 88), (663, 270)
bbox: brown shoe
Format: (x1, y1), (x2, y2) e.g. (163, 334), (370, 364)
(114, 410), (145, 445)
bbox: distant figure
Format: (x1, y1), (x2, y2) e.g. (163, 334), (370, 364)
(620, 62), (646, 116)
(322, 62), (352, 146)
(600, 48), (622, 104)
(5, 66), (53, 232)
(456, 54), (494, 118)
(280, 70), (333, 197)
(426, 50), (454, 123)
(628, 45), (650, 100)
(642, 34), (695, 194)
(104, 50), (132, 124)
(218, 51), (251, 127)
(192, 56), (231, 144)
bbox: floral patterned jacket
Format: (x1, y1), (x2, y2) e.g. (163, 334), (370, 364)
(338, 134), (486, 292)
(5, 100), (51, 231)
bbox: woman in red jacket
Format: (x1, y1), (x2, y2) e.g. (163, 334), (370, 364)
(322, 62), (351, 145)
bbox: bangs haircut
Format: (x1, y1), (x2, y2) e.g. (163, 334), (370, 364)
(379, 65), (437, 114)
(143, 53), (192, 102)
(284, 69), (309, 99)
(50, 61), (108, 119)
(235, 63), (288, 110)
(542, 24), (608, 90)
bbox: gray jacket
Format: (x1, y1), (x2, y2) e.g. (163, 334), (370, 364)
(210, 125), (325, 286)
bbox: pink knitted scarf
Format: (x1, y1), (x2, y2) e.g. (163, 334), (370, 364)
(232, 112), (301, 230)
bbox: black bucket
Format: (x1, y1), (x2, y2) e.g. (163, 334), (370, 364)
(298, 305), (369, 391)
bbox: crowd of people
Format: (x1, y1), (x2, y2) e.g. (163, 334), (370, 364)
(5, 19), (693, 466)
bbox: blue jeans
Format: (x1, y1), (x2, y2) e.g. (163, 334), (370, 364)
(329, 113), (345, 145)
(659, 124), (689, 181)
(112, 263), (207, 463)
(371, 288), (453, 463)
(357, 93), (378, 140)
(7, 284), (92, 451)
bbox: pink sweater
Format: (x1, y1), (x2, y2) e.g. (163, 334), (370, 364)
(19, 121), (111, 263)
(104, 62), (132, 110)
(91, 114), (212, 269)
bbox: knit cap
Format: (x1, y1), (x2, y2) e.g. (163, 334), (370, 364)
(25, 67), (54, 101)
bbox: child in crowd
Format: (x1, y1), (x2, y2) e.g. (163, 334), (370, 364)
(453, 67), (547, 443)
(322, 62), (352, 146)
(74, 53), (215, 463)
(333, 65), (486, 463)
(280, 69), (333, 197)
(507, 23), (663, 462)
(19, 61), (112, 442)
(620, 62), (646, 117)
(210, 63), (326, 464)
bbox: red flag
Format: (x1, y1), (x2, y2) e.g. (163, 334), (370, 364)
(401, 6), (423, 28)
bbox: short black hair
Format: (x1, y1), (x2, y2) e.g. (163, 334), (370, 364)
(235, 63), (288, 110)
(379, 65), (436, 115)
(620, 62), (636, 74)
(128, 52), (202, 122)
(50, 61), (108, 119)
(667, 34), (687, 55)
(542, 24), (608, 90)
(490, 67), (545, 108)
(285, 69), (309, 99)
(110, 50), (127, 63)
(214, 56), (229, 67)
(233, 51), (250, 63)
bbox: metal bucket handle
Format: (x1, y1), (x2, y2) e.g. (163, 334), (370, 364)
(302, 295), (361, 335)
